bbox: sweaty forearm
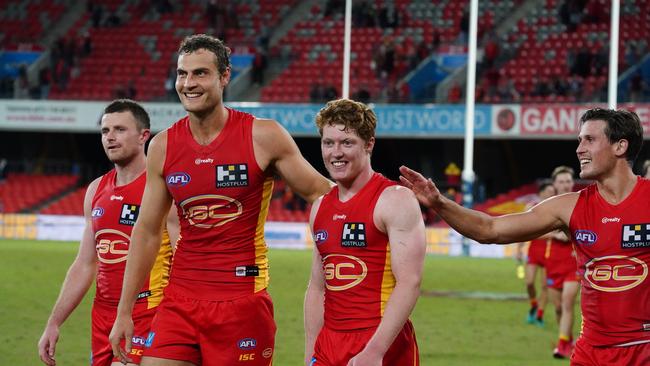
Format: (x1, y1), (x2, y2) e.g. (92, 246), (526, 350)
(304, 286), (324, 363)
(48, 262), (95, 326)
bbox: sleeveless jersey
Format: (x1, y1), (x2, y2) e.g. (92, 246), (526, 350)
(163, 108), (273, 301)
(569, 178), (650, 346)
(91, 169), (172, 310)
(313, 173), (396, 331)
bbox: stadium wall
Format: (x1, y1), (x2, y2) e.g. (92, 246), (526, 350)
(0, 213), (517, 258)
(1, 100), (649, 139)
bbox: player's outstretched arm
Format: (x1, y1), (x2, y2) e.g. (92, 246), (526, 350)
(109, 132), (173, 364)
(304, 197), (326, 366)
(38, 178), (100, 366)
(399, 165), (575, 244)
(348, 186), (426, 366)
(253, 119), (333, 203)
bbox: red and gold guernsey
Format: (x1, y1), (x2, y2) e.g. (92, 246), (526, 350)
(569, 177), (650, 346)
(163, 108), (273, 301)
(91, 169), (172, 311)
(313, 173), (396, 331)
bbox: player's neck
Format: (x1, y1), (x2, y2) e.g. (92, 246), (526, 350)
(337, 167), (374, 202)
(113, 154), (146, 187)
(188, 105), (229, 146)
(596, 165), (637, 205)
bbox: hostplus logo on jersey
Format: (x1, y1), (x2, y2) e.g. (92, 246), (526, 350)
(341, 222), (367, 248)
(621, 223), (650, 249)
(119, 203), (140, 226)
(216, 164), (248, 188)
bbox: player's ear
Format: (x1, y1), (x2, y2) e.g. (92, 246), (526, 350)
(614, 139), (628, 157)
(366, 137), (375, 155)
(140, 129), (152, 144)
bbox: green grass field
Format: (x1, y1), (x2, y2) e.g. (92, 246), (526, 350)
(0, 239), (577, 365)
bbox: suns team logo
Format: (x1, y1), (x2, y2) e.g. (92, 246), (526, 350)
(95, 229), (130, 264)
(584, 255), (648, 292)
(322, 254), (367, 291)
(179, 194), (243, 229)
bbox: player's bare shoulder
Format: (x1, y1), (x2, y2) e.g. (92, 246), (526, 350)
(531, 191), (580, 227)
(374, 184), (421, 232)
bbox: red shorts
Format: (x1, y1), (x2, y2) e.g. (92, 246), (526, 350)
(571, 338), (650, 366)
(144, 289), (276, 366)
(526, 239), (547, 267)
(545, 241), (578, 289)
(311, 320), (419, 366)
(91, 301), (155, 366)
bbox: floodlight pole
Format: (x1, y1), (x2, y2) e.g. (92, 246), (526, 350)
(607, 0), (620, 109)
(462, 0), (479, 256)
(342, 0), (352, 98)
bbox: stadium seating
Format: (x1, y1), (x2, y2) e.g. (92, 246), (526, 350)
(40, 186), (85, 215)
(49, 0), (297, 101)
(0, 0), (67, 49)
(480, 0), (649, 103)
(261, 0), (516, 102)
(0, 173), (78, 213)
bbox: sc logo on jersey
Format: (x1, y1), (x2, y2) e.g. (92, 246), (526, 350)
(621, 223), (650, 249)
(584, 255), (648, 292)
(166, 172), (191, 187)
(323, 254), (368, 291)
(95, 229), (130, 264)
(179, 194), (243, 228)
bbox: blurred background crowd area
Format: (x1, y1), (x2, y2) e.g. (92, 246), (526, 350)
(1, 0), (648, 104)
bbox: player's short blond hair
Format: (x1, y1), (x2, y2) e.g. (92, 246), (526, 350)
(315, 99), (377, 143)
(551, 165), (574, 181)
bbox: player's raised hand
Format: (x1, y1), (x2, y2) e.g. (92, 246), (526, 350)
(399, 165), (441, 209)
(109, 314), (134, 365)
(38, 325), (59, 366)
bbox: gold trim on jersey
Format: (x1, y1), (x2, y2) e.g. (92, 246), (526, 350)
(253, 176), (273, 293)
(380, 242), (396, 316)
(146, 229), (173, 309)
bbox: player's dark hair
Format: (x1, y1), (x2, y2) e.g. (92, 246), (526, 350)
(580, 108), (644, 164)
(315, 98), (377, 143)
(538, 179), (554, 193)
(178, 34), (231, 75)
(103, 99), (150, 130)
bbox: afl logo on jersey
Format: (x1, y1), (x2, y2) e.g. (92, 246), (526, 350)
(584, 255), (648, 292)
(314, 230), (328, 245)
(95, 229), (130, 264)
(91, 207), (104, 218)
(166, 172), (191, 187)
(179, 194), (243, 229)
(574, 230), (597, 246)
(323, 254), (368, 291)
